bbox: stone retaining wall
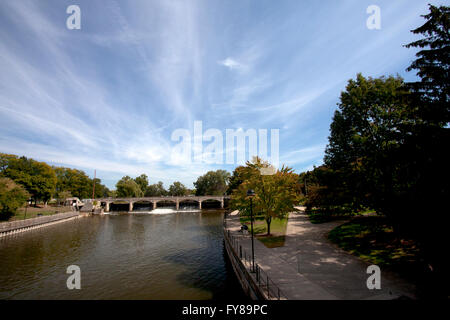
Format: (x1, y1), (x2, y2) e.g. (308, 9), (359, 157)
(0, 211), (81, 237)
(223, 228), (266, 300)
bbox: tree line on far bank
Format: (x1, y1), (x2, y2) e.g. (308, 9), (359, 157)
(114, 169), (231, 198)
(0, 152), (233, 219)
(0, 153), (111, 220)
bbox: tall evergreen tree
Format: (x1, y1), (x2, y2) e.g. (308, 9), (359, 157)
(405, 4), (449, 125)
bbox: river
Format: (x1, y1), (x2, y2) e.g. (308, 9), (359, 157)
(0, 209), (246, 300)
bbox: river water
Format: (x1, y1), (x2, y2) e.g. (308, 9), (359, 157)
(0, 209), (246, 300)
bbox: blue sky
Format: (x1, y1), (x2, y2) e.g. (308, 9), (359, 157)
(0, 0), (444, 189)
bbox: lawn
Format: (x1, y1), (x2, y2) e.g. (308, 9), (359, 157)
(240, 214), (289, 248)
(9, 206), (73, 221)
(307, 208), (376, 224)
(328, 215), (422, 267)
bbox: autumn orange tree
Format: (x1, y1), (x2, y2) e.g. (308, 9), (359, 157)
(230, 157), (300, 235)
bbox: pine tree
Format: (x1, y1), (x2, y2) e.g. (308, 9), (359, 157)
(404, 5), (449, 125)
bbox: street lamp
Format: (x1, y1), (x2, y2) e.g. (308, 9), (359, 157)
(247, 189), (256, 272)
(24, 198), (32, 220)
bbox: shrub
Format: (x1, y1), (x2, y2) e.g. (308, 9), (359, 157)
(0, 177), (29, 221)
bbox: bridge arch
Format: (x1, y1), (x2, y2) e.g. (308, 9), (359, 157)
(178, 199), (200, 210)
(132, 200), (154, 211)
(200, 198), (224, 209)
(155, 199), (177, 209)
(108, 200), (131, 212)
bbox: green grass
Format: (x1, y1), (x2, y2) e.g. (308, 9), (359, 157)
(327, 215), (450, 298)
(9, 206), (72, 221)
(306, 208), (376, 224)
(256, 235), (286, 248)
(328, 216), (422, 266)
(240, 214), (289, 248)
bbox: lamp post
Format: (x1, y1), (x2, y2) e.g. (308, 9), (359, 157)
(247, 189), (256, 272)
(24, 199), (31, 220)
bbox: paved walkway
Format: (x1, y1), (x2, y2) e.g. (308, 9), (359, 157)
(225, 209), (417, 300)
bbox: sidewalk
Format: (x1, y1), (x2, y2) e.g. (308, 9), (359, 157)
(224, 210), (417, 300)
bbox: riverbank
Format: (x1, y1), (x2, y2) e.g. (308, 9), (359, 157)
(9, 205), (73, 221)
(0, 211), (82, 237)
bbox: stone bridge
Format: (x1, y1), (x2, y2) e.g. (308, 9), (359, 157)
(97, 196), (230, 212)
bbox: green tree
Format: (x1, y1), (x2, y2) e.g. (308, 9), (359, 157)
(4, 156), (56, 206)
(134, 174), (149, 193)
(54, 167), (92, 200)
(93, 178), (110, 198)
(0, 153), (18, 173)
(194, 170), (230, 196)
(301, 166), (354, 213)
(144, 181), (167, 197)
(0, 177), (29, 220)
(227, 166), (247, 195)
(168, 181), (188, 196)
(400, 5), (450, 282)
(57, 190), (72, 206)
(405, 4), (449, 125)
(230, 158), (300, 235)
(116, 176), (143, 197)
(324, 74), (410, 216)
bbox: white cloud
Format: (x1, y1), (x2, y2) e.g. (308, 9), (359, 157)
(219, 57), (244, 70)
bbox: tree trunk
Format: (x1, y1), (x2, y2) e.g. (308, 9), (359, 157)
(266, 216), (272, 236)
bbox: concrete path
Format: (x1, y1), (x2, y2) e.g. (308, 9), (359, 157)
(225, 210), (417, 300)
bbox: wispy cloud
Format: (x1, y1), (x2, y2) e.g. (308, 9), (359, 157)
(219, 57), (244, 70)
(0, 0), (436, 188)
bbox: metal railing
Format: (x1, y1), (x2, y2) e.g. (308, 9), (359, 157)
(223, 212), (286, 300)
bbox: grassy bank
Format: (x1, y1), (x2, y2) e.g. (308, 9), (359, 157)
(326, 215), (450, 298)
(9, 206), (73, 221)
(307, 208), (376, 224)
(240, 214), (289, 248)
(328, 216), (422, 266)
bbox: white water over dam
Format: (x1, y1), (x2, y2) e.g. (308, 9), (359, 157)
(107, 205), (203, 215)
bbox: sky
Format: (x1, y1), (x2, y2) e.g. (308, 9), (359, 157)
(0, 0), (445, 189)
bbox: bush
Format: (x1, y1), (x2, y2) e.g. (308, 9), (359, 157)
(0, 177), (29, 221)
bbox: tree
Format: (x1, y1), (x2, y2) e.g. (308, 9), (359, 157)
(0, 177), (29, 220)
(194, 170), (230, 196)
(134, 174), (149, 193)
(401, 5), (450, 283)
(116, 176), (143, 198)
(168, 181), (188, 196)
(57, 190), (72, 206)
(54, 167), (109, 199)
(227, 165), (247, 195)
(324, 74), (411, 217)
(144, 181), (167, 197)
(0, 153), (18, 173)
(3, 156), (56, 206)
(301, 166), (355, 213)
(404, 4), (449, 125)
(93, 178), (110, 198)
(230, 157), (300, 235)
(54, 167), (92, 200)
